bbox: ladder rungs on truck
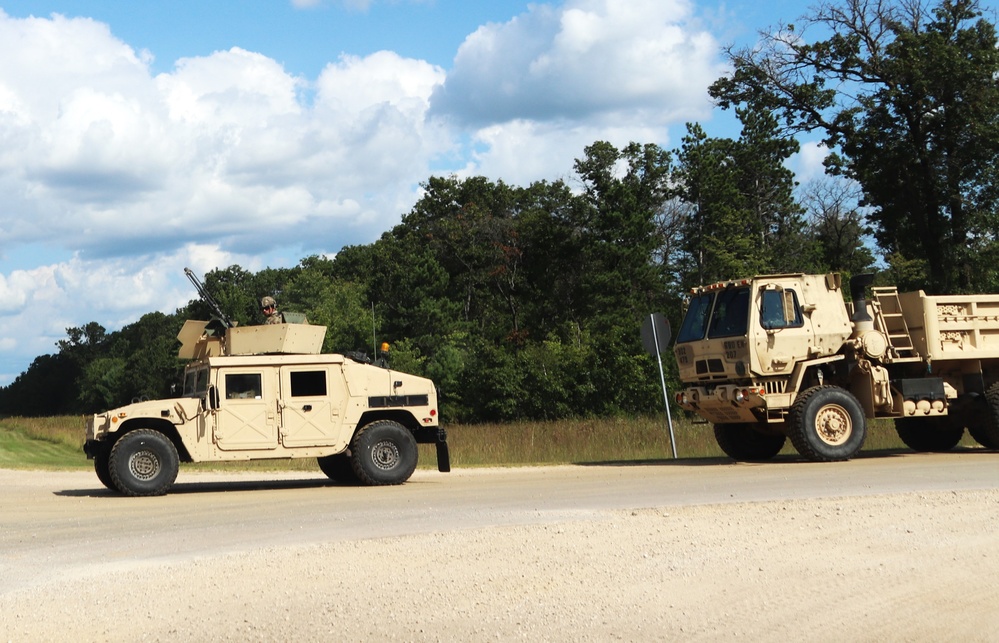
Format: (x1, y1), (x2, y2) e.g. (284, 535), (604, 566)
(871, 286), (922, 362)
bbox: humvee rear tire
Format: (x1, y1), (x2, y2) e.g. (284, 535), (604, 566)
(350, 420), (418, 486)
(109, 429), (179, 497)
(894, 416), (964, 452)
(317, 452), (360, 484)
(787, 386), (866, 462)
(714, 423), (786, 461)
(92, 444), (116, 491)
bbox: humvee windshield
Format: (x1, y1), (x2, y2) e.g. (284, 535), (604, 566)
(183, 366), (210, 396)
(676, 287), (750, 343)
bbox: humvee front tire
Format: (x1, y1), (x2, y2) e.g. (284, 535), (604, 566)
(92, 444), (116, 491)
(350, 420), (418, 486)
(714, 423), (786, 461)
(109, 429), (179, 497)
(787, 386), (866, 462)
(317, 452), (360, 484)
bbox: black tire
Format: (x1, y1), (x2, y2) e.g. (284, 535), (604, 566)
(93, 444), (116, 491)
(317, 452), (360, 484)
(894, 416), (964, 452)
(787, 386), (867, 462)
(972, 383), (999, 449)
(108, 429), (179, 497)
(968, 423), (999, 450)
(714, 423), (786, 461)
(350, 420), (418, 486)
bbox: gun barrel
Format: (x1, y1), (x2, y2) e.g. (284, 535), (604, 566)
(184, 267), (234, 328)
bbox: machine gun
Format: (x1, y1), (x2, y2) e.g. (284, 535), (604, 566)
(184, 267), (235, 329)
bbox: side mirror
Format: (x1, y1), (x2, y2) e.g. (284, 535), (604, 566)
(206, 385), (220, 411)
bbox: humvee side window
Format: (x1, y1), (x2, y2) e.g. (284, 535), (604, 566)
(225, 373), (262, 400)
(290, 370), (327, 397)
(760, 289), (804, 329)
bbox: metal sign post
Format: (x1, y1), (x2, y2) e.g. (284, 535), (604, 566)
(641, 312), (677, 459)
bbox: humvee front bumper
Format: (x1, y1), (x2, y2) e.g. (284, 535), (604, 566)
(414, 427), (450, 473)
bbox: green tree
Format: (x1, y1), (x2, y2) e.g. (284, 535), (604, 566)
(801, 178), (876, 276)
(674, 108), (813, 289)
(711, 0), (999, 292)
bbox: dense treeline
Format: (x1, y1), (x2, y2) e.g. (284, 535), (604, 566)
(0, 0), (995, 422)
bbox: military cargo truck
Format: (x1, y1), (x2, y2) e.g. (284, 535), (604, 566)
(673, 273), (999, 462)
(85, 298), (449, 496)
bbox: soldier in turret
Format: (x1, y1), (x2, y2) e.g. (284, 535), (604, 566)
(260, 296), (284, 324)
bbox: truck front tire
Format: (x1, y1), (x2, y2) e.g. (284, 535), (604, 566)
(714, 423), (786, 461)
(350, 420), (418, 485)
(109, 429), (180, 497)
(788, 386), (867, 462)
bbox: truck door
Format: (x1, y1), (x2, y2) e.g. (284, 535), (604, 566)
(214, 369), (278, 450)
(278, 367), (348, 447)
(753, 280), (811, 375)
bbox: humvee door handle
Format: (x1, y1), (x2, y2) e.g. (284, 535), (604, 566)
(302, 405), (313, 412)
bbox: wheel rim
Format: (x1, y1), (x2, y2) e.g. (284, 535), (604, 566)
(815, 403), (852, 446)
(371, 440), (400, 471)
(128, 449), (161, 481)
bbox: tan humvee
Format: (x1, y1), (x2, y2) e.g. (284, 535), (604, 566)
(674, 273), (999, 462)
(85, 321), (450, 496)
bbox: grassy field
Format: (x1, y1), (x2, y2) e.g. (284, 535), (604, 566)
(0, 413), (975, 473)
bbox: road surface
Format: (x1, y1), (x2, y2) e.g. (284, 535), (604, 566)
(2, 452), (998, 641)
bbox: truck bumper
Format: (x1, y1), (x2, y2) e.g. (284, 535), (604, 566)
(676, 384), (768, 424)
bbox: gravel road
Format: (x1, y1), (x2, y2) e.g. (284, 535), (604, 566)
(2, 452), (998, 641)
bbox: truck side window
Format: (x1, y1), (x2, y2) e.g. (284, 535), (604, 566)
(225, 373), (262, 399)
(290, 370), (327, 397)
(760, 289), (804, 329)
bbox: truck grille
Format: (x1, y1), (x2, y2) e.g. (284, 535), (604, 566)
(695, 359), (725, 375)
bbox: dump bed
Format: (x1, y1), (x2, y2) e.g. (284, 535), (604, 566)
(896, 291), (999, 361)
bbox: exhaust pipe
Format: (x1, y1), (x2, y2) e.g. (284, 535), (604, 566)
(850, 273), (875, 330)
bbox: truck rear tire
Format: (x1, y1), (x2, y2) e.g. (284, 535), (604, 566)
(714, 423), (786, 461)
(787, 386), (867, 462)
(350, 420), (418, 486)
(109, 429), (180, 497)
(976, 382), (999, 449)
(894, 417), (964, 452)
(317, 452), (360, 484)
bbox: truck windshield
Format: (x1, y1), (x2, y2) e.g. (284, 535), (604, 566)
(677, 293), (714, 343)
(707, 287), (750, 338)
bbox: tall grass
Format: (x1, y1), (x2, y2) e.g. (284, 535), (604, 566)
(0, 416), (88, 469)
(0, 413), (976, 471)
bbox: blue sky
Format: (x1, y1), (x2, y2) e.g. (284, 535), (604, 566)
(0, 0), (866, 382)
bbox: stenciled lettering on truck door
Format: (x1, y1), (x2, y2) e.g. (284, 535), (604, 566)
(754, 282), (810, 375)
(279, 367), (347, 447)
(214, 369), (278, 450)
